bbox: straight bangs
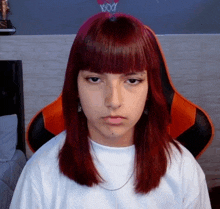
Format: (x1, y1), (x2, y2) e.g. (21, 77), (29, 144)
(74, 12), (151, 74)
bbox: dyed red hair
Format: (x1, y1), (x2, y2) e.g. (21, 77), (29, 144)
(58, 12), (183, 194)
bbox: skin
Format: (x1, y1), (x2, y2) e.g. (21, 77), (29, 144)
(77, 69), (148, 147)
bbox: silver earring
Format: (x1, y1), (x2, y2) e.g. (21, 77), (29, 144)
(78, 102), (82, 112)
(144, 108), (148, 115)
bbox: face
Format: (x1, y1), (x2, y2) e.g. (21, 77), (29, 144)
(77, 70), (148, 147)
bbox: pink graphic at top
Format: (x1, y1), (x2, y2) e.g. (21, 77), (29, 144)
(97, 0), (119, 13)
(97, 0), (119, 5)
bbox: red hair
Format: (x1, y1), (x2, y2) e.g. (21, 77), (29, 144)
(58, 12), (183, 194)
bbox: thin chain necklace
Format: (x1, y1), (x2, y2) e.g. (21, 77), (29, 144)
(98, 170), (134, 191)
(90, 140), (135, 191)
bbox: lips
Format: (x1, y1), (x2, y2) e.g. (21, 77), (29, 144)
(103, 116), (126, 124)
(103, 115), (126, 119)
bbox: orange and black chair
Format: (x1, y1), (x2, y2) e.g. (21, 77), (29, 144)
(26, 33), (214, 159)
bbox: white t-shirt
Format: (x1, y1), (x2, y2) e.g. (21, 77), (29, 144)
(10, 131), (211, 209)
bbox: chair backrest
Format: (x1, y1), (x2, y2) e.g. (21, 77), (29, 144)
(26, 31), (214, 159)
(0, 60), (26, 155)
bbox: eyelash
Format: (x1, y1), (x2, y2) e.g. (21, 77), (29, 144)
(85, 77), (144, 85)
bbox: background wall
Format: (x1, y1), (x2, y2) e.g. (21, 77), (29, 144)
(0, 34), (219, 190)
(6, 0), (220, 35)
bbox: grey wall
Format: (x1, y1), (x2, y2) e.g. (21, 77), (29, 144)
(6, 0), (220, 35)
(0, 34), (220, 190)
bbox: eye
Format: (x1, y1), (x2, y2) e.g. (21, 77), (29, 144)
(127, 79), (144, 85)
(85, 77), (144, 85)
(85, 77), (101, 83)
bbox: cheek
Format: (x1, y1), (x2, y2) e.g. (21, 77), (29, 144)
(127, 88), (148, 109)
(129, 100), (146, 115)
(79, 90), (103, 111)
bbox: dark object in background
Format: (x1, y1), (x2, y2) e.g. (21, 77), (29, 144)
(209, 186), (220, 209)
(0, 60), (25, 155)
(0, 19), (16, 35)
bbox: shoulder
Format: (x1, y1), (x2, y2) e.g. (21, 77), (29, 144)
(10, 131), (67, 208)
(25, 130), (67, 174)
(169, 140), (205, 181)
(167, 141), (207, 202)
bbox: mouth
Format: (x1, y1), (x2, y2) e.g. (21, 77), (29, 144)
(103, 116), (126, 125)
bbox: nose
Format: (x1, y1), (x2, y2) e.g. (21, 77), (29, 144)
(104, 83), (122, 110)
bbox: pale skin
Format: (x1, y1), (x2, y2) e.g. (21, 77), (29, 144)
(77, 70), (148, 147)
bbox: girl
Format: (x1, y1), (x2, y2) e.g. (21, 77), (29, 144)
(10, 12), (211, 208)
